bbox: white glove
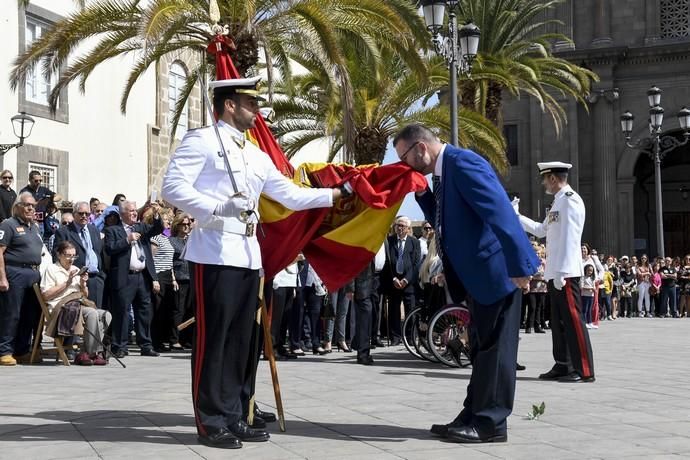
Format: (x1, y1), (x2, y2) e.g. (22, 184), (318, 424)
(553, 276), (566, 290)
(511, 197), (520, 215)
(214, 194), (253, 218)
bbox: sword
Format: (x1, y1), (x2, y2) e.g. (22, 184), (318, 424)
(197, 74), (239, 194)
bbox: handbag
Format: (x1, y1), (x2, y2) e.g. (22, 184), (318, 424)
(321, 295), (336, 319)
(56, 300), (82, 336)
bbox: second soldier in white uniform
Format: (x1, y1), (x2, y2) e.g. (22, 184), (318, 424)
(162, 76), (348, 449)
(515, 162), (595, 383)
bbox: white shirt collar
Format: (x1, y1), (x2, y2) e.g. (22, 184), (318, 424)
(219, 120), (245, 143)
(554, 184), (573, 200)
(434, 143), (447, 177)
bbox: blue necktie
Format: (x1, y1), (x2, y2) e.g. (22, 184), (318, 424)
(432, 175), (443, 258)
(396, 239), (405, 274)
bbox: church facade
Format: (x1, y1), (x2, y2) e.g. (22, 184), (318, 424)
(502, 0), (690, 258)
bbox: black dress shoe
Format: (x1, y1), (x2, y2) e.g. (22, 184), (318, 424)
(113, 350), (127, 359)
(558, 372), (595, 383)
(198, 427), (242, 449)
(446, 425), (507, 444)
(255, 406), (277, 423)
(141, 349), (160, 357)
(247, 415), (266, 429)
(374, 338), (385, 348)
(538, 368), (568, 380)
(535, 328), (546, 334)
(356, 355), (374, 365)
(389, 338), (402, 346)
(228, 420), (270, 442)
(516, 363), (526, 371)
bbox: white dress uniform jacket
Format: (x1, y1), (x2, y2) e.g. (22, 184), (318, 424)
(518, 184), (585, 281)
(162, 121), (333, 269)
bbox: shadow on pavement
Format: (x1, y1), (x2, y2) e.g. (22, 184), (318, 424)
(0, 410), (432, 444)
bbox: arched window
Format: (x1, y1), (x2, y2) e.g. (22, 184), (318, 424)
(660, 0), (690, 38)
(168, 62), (189, 139)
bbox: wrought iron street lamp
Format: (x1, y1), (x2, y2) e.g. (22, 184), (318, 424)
(0, 112), (35, 155)
(420, 1), (480, 145)
(620, 87), (690, 258)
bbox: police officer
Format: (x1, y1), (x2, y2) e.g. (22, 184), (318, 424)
(162, 76), (349, 449)
(0, 192), (44, 366)
(515, 162), (595, 383)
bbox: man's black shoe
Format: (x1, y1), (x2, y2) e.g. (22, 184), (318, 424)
(247, 415), (266, 429)
(198, 427), (242, 449)
(228, 420), (270, 442)
(356, 355), (374, 365)
(558, 372), (595, 383)
(255, 405), (277, 423)
(113, 350), (127, 359)
(389, 338), (402, 346)
(374, 338), (385, 348)
(516, 363), (526, 371)
(446, 425), (507, 444)
(141, 349), (160, 357)
(538, 368), (568, 380)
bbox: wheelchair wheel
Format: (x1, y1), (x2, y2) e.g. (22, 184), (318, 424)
(412, 312), (439, 362)
(427, 305), (471, 368)
(402, 308), (425, 360)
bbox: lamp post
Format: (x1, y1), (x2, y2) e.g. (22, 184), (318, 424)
(620, 86), (690, 258)
(420, 1), (480, 145)
(0, 112), (35, 155)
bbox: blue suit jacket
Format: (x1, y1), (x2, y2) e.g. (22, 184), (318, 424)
(417, 145), (539, 305)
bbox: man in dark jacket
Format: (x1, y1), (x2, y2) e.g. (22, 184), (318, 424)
(104, 200), (163, 358)
(381, 216), (421, 346)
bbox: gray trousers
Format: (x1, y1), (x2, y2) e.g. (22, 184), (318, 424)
(82, 308), (112, 354)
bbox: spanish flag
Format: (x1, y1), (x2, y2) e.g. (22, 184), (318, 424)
(259, 162), (427, 290)
(208, 35), (427, 290)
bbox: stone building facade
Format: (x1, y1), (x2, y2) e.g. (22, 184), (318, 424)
(503, 0), (690, 258)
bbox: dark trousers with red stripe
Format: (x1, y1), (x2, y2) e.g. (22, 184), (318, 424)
(548, 278), (595, 378)
(190, 263), (260, 436)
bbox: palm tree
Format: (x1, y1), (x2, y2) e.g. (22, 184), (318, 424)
(271, 46), (508, 173)
(455, 0), (597, 133)
(9, 0), (429, 150)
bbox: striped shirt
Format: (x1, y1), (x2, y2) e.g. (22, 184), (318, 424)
(151, 234), (174, 273)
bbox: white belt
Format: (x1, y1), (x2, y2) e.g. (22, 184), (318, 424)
(198, 216), (256, 237)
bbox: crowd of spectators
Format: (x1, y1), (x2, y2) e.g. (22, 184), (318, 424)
(0, 169), (688, 367)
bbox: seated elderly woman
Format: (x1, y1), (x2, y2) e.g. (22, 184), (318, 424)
(40, 241), (112, 366)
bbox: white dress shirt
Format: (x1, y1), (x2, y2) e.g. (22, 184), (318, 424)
(518, 184), (586, 280)
(162, 121), (333, 269)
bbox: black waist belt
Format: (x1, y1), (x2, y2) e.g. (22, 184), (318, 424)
(129, 269), (143, 275)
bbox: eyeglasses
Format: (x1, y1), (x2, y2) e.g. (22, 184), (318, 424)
(1, 176), (12, 180)
(61, 254), (77, 259)
(180, 222), (191, 226)
(76, 211), (89, 216)
(18, 202), (36, 208)
(395, 223), (408, 228)
(423, 226), (433, 230)
(399, 141), (421, 163)
(61, 221), (69, 225)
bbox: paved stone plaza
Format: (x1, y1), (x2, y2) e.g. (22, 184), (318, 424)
(2, 318), (690, 459)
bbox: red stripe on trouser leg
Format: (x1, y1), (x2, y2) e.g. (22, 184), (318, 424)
(565, 280), (592, 377)
(192, 264), (207, 436)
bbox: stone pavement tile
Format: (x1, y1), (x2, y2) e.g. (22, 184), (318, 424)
(546, 438), (666, 458)
(0, 440), (97, 460)
(634, 435), (690, 454)
(276, 437), (393, 458)
(399, 448), (501, 460)
(190, 441), (303, 460)
(509, 424), (595, 442)
(472, 442), (584, 460)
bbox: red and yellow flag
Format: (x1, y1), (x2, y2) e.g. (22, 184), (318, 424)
(208, 34), (427, 290)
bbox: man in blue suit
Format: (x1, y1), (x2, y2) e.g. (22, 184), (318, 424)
(394, 124), (539, 444)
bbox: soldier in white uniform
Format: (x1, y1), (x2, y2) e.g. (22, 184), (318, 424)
(162, 77), (348, 449)
(515, 162), (595, 383)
